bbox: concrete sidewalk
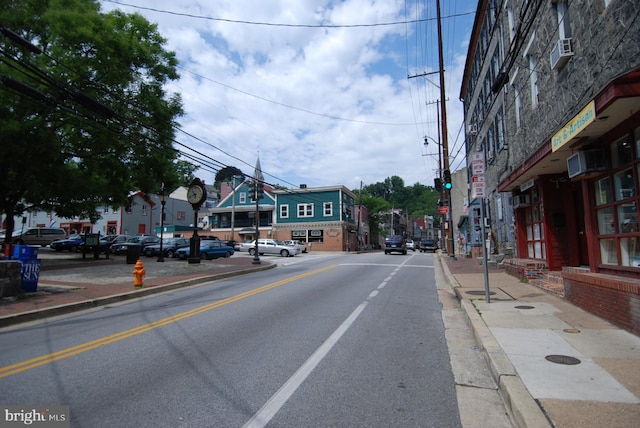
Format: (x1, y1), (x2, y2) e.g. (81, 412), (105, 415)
(440, 253), (640, 428)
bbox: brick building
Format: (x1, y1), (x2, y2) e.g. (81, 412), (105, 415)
(460, 0), (640, 334)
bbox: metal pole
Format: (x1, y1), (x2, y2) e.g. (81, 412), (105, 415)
(252, 180), (261, 265)
(230, 176), (236, 242)
(481, 198), (491, 303)
(157, 184), (166, 262)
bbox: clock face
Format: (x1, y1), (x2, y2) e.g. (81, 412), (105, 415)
(187, 185), (204, 204)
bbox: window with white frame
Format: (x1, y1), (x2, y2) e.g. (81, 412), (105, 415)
(496, 107), (506, 150)
(323, 202), (332, 217)
(239, 192), (246, 204)
(514, 84), (521, 129)
(280, 205), (289, 218)
(298, 203), (313, 218)
(555, 0), (571, 39)
(529, 55), (538, 107)
(141, 205), (147, 216)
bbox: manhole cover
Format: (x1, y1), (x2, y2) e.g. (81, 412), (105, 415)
(545, 354), (581, 365)
(515, 305), (535, 309)
(465, 290), (496, 295)
(563, 328), (581, 334)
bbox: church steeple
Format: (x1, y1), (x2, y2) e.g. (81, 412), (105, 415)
(253, 156), (264, 182)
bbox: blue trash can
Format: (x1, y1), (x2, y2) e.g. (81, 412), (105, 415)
(13, 245), (39, 259)
(20, 258), (41, 292)
(14, 245), (41, 293)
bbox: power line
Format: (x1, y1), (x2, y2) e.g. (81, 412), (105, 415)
(104, 0), (475, 29)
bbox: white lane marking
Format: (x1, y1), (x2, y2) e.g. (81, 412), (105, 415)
(245, 255), (419, 427)
(244, 302), (369, 428)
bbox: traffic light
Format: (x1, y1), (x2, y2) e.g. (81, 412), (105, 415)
(443, 169), (452, 190)
(434, 177), (442, 192)
(249, 180), (256, 198)
(256, 181), (264, 199)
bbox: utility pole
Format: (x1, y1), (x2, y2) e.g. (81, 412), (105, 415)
(436, 0), (456, 260)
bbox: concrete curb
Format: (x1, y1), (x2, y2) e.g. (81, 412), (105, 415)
(0, 263), (276, 328)
(438, 254), (550, 428)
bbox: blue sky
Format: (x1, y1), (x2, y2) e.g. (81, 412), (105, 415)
(101, 0), (477, 191)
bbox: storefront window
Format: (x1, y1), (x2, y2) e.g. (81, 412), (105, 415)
(524, 185), (545, 260)
(600, 239), (617, 265)
(594, 129), (640, 269)
(595, 177), (612, 205)
(614, 168), (634, 200)
(621, 237), (640, 267)
(597, 207), (615, 234)
(618, 203), (638, 233)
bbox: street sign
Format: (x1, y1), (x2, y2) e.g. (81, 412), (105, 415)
(472, 153), (485, 175)
(471, 175), (485, 198)
(438, 206), (449, 214)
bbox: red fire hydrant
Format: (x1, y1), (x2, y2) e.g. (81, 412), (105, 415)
(133, 259), (146, 287)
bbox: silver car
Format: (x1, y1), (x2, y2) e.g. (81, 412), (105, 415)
(282, 239), (307, 253)
(247, 239), (300, 257)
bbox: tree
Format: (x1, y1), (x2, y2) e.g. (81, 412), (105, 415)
(214, 166), (245, 189)
(0, 0), (188, 243)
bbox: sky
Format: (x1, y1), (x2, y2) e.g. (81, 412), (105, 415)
(100, 0), (477, 191)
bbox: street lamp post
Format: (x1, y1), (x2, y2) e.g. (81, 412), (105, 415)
(157, 184), (168, 262)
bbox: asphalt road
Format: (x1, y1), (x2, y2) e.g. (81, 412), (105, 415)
(0, 251), (503, 427)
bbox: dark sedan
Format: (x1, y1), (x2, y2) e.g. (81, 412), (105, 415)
(50, 234), (84, 252)
(111, 236), (160, 255)
(142, 238), (190, 258)
(175, 240), (234, 260)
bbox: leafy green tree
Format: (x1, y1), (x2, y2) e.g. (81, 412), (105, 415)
(356, 176), (442, 243)
(0, 0), (188, 242)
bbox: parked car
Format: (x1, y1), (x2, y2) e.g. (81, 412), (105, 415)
(50, 234), (85, 252)
(111, 235), (160, 255)
(10, 227), (66, 246)
(143, 237), (190, 258)
(247, 239), (300, 257)
(223, 239), (237, 249)
(236, 240), (256, 252)
(282, 240), (307, 253)
(406, 239), (416, 251)
(420, 238), (438, 253)
(175, 240), (234, 260)
(384, 235), (407, 255)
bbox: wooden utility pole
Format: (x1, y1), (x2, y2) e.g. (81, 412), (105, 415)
(436, 0), (455, 259)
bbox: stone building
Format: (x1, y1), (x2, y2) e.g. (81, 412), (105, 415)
(460, 0), (640, 334)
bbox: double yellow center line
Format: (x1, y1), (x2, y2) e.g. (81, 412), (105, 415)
(1, 265), (337, 378)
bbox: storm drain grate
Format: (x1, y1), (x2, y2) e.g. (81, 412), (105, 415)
(514, 305), (535, 309)
(465, 290), (496, 296)
(545, 354), (581, 365)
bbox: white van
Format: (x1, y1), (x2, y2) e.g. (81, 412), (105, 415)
(11, 228), (67, 246)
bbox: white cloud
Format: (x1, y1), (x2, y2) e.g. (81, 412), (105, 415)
(101, 0), (475, 190)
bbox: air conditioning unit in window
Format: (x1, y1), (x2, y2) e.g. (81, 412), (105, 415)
(567, 149), (606, 178)
(512, 195), (530, 209)
(550, 38), (574, 70)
